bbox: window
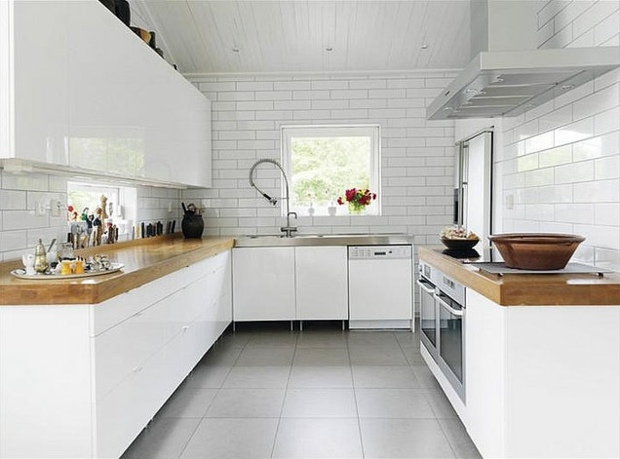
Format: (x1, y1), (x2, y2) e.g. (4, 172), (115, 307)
(67, 181), (137, 243)
(282, 125), (380, 216)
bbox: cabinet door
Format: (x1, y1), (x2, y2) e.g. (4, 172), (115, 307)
(66, 0), (211, 186)
(295, 246), (348, 320)
(232, 248), (295, 321)
(7, 0), (69, 164)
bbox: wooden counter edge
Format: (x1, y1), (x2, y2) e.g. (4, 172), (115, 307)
(418, 246), (620, 307)
(0, 236), (235, 306)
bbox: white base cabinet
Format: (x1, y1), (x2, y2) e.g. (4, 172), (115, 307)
(295, 246), (348, 321)
(232, 247), (296, 321)
(232, 246), (349, 322)
(461, 291), (619, 459)
(0, 251), (232, 459)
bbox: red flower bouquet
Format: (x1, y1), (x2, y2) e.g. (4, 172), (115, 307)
(337, 188), (377, 213)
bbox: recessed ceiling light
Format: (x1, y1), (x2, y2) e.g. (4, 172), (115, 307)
(421, 43), (429, 49)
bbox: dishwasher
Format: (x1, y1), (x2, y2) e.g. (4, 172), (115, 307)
(348, 245), (413, 330)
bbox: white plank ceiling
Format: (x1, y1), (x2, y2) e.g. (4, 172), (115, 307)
(132, 0), (471, 74)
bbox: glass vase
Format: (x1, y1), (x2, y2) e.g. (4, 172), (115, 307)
(348, 202), (364, 215)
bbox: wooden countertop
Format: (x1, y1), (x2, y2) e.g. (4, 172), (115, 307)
(0, 236), (235, 306)
(419, 246), (620, 306)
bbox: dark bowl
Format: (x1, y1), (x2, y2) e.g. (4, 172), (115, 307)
(488, 233), (585, 270)
(440, 237), (479, 250)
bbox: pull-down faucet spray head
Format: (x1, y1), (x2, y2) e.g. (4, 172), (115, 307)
(248, 158), (298, 237)
(249, 159), (280, 206)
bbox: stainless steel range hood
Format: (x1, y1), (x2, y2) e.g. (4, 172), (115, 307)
(427, 46), (620, 120)
(426, 46), (620, 120)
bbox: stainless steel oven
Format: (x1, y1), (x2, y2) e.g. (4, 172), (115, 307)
(417, 261), (466, 402)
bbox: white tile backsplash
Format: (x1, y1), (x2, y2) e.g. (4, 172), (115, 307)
(497, 0), (620, 269)
(185, 72), (459, 242)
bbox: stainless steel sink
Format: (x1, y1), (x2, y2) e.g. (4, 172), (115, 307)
(234, 233), (413, 247)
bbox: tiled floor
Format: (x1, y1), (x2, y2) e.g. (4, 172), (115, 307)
(121, 322), (481, 459)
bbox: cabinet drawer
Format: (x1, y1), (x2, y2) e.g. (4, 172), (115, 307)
(96, 341), (177, 459)
(94, 288), (184, 400)
(92, 266), (188, 336)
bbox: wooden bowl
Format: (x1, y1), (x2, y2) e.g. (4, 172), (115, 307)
(488, 233), (585, 270)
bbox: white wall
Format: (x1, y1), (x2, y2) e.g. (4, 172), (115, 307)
(184, 72), (458, 243)
(0, 170), (182, 261)
(500, 0), (620, 269)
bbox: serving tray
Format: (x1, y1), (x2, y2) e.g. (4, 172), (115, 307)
(11, 263), (124, 280)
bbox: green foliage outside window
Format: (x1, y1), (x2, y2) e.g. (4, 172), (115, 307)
(291, 137), (370, 207)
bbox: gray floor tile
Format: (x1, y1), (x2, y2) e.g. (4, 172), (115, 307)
(156, 386), (218, 418)
(183, 364), (232, 389)
(360, 418), (456, 458)
(293, 347), (350, 366)
(439, 419), (483, 459)
(394, 331), (421, 347)
(121, 417), (200, 459)
(200, 346), (243, 365)
(348, 345), (409, 366)
(235, 346), (295, 366)
(205, 389), (285, 418)
(402, 345), (426, 365)
(355, 388), (436, 419)
(215, 331), (252, 348)
(281, 388), (358, 418)
(180, 418), (279, 459)
(424, 388), (459, 419)
(245, 330), (299, 348)
(272, 418), (363, 458)
(411, 364), (442, 389)
(288, 366), (353, 388)
(296, 330), (348, 348)
(121, 322), (480, 459)
(222, 366), (290, 388)
(352, 365), (419, 388)
(347, 331), (399, 347)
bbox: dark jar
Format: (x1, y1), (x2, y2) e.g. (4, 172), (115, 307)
(181, 214), (204, 239)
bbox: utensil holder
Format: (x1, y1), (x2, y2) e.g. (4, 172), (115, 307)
(181, 214), (204, 239)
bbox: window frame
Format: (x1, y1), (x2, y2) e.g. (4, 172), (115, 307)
(281, 124), (381, 216)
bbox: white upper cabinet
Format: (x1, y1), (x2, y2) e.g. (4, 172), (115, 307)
(1, 1), (70, 165)
(1, 0), (212, 188)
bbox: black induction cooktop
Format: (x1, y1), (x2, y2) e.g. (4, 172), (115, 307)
(441, 247), (496, 263)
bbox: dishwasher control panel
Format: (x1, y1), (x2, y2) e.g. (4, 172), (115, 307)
(348, 245), (412, 260)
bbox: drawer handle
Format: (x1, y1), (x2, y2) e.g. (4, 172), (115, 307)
(132, 366), (143, 373)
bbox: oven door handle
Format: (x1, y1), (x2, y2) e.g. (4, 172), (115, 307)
(416, 278), (436, 294)
(433, 292), (464, 317)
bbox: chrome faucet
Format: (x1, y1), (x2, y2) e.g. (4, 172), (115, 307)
(249, 158), (298, 237)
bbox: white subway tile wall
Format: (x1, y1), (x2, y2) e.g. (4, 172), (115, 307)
(184, 72), (458, 244)
(500, 0), (620, 269)
(0, 171), (181, 261)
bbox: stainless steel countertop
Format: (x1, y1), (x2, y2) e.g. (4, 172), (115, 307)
(234, 233), (413, 248)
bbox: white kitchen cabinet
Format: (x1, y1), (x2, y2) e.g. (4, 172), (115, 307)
(232, 247), (296, 321)
(0, 0), (70, 165)
(0, 251), (231, 459)
(464, 290), (620, 459)
(295, 246), (348, 321)
(1, 0), (212, 187)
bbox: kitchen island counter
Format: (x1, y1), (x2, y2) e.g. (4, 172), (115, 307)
(0, 236), (235, 305)
(419, 246), (620, 306)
